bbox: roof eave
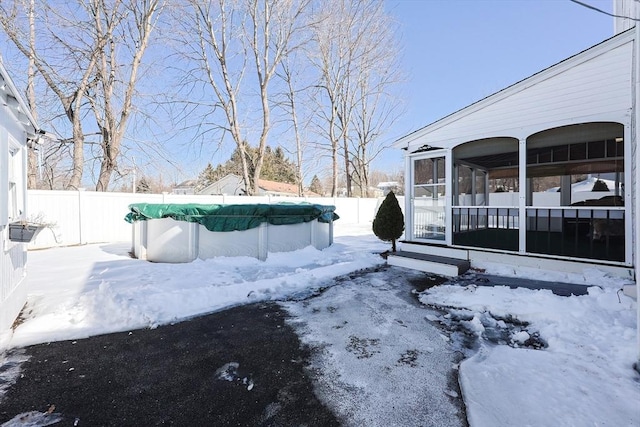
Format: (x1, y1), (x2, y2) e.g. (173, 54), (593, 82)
(0, 56), (40, 140)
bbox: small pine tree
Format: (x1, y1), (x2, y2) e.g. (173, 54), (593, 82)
(372, 191), (404, 252)
(309, 175), (324, 195)
(136, 176), (151, 193)
(591, 179), (609, 192)
(195, 163), (218, 192)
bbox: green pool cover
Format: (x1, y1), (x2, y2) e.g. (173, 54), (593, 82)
(125, 203), (339, 232)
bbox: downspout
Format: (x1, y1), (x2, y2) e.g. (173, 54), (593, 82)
(634, 22), (640, 373)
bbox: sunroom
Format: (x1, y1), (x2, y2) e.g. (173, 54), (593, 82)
(391, 28), (636, 280)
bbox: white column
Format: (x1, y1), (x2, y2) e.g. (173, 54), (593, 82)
(518, 138), (527, 253)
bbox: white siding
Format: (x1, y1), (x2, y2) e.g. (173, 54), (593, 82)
(0, 79), (30, 335)
(0, 241), (26, 334)
(401, 35), (634, 150)
(614, 0), (638, 34)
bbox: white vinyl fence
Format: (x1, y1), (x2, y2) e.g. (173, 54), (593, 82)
(27, 190), (381, 249)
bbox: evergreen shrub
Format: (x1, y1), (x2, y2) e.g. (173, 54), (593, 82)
(372, 191), (404, 252)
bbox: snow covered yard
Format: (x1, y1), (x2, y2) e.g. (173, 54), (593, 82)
(0, 222), (639, 426)
(281, 268), (465, 426)
(421, 278), (640, 427)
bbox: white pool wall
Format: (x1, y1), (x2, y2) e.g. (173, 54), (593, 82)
(131, 217), (333, 263)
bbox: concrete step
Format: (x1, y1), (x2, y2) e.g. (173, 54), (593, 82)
(387, 251), (470, 277)
(399, 242), (468, 260)
(623, 284), (637, 300)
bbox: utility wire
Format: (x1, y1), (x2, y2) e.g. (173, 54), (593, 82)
(569, 0), (640, 21)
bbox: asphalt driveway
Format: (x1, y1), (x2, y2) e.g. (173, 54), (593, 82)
(0, 303), (338, 426)
(1, 267), (467, 427)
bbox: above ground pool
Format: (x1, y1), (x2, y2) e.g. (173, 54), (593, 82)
(125, 203), (338, 262)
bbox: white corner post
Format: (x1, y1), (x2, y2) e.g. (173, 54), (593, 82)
(634, 22), (640, 373)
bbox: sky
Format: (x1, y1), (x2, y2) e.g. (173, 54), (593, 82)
(0, 0), (620, 185)
(376, 0), (617, 171)
(1, 222), (638, 425)
(184, 0), (620, 179)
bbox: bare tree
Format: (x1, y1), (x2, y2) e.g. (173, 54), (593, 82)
(88, 0), (163, 191)
(309, 0), (401, 197)
(307, 1), (344, 197)
(278, 56), (307, 196)
(0, 0), (113, 189)
(309, 0), (365, 197)
(25, 0), (38, 188)
(182, 0), (253, 192)
(2, 0), (162, 191)
(176, 0), (309, 195)
(348, 6), (403, 197)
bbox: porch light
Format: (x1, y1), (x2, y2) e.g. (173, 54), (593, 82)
(615, 137), (623, 142)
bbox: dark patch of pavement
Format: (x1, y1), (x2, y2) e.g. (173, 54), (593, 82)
(0, 303), (339, 427)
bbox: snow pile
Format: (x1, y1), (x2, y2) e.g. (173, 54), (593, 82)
(5, 224), (386, 349)
(0, 410), (63, 427)
(420, 283), (640, 427)
(546, 176), (619, 193)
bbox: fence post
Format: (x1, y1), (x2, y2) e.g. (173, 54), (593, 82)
(78, 188), (86, 244)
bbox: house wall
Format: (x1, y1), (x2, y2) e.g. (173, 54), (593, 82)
(0, 98), (29, 335)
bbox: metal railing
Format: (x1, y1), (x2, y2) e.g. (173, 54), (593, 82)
(452, 207), (519, 251)
(526, 207), (624, 262)
(451, 206), (625, 262)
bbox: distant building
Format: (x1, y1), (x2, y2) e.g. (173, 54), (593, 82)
(198, 174), (318, 197)
(172, 179), (197, 195)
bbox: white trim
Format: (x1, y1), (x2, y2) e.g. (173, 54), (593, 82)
(633, 23), (640, 368)
(0, 56), (39, 138)
(468, 249), (634, 278)
(407, 150), (449, 245)
(445, 149), (453, 245)
(387, 254), (462, 277)
(405, 113), (630, 154)
(400, 242), (468, 260)
(404, 154), (412, 240)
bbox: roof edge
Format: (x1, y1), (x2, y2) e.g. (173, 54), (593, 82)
(0, 55), (40, 139)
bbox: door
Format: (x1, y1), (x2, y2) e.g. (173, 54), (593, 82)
(411, 155), (447, 242)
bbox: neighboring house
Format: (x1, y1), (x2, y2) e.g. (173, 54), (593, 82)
(172, 179), (197, 195)
(198, 173), (315, 197)
(0, 58), (41, 337)
(389, 5), (640, 290)
(197, 174), (246, 196)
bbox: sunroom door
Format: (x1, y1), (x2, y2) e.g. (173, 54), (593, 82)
(411, 155), (447, 242)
